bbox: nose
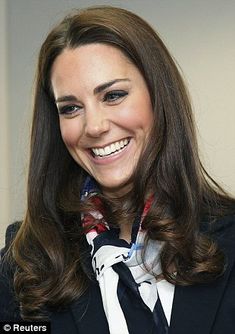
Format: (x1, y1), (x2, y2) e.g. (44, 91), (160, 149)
(84, 106), (110, 137)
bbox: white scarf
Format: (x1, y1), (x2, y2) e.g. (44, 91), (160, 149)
(82, 198), (163, 334)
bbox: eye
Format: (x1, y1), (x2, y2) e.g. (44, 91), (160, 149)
(103, 90), (128, 104)
(58, 104), (82, 117)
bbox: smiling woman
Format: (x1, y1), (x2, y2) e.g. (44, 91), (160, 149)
(51, 44), (153, 196)
(0, 5), (235, 334)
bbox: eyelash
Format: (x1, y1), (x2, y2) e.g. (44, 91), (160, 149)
(103, 90), (128, 103)
(58, 90), (128, 116)
(58, 105), (81, 116)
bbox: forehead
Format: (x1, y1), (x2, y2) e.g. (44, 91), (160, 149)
(50, 43), (139, 91)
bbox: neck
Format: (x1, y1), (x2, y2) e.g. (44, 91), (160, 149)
(119, 223), (133, 243)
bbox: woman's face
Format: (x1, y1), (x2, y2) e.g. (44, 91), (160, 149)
(51, 43), (153, 197)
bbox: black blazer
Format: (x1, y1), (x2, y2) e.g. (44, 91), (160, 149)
(1, 215), (235, 334)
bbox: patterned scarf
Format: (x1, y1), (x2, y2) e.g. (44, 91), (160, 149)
(81, 177), (166, 334)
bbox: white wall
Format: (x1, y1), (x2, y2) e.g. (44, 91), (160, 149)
(0, 0), (10, 247)
(1, 0), (235, 247)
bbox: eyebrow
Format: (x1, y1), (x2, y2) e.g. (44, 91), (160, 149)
(55, 78), (130, 103)
(93, 78), (130, 94)
(55, 95), (78, 103)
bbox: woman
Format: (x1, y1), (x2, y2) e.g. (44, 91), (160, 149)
(1, 5), (235, 334)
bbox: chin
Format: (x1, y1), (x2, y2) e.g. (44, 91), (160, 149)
(98, 179), (132, 198)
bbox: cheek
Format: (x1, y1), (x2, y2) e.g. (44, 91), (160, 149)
(59, 120), (82, 147)
(120, 98), (153, 132)
(136, 96), (153, 132)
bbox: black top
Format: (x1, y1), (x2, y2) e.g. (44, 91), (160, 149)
(1, 215), (235, 334)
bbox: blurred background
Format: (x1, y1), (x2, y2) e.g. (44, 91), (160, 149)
(0, 0), (235, 248)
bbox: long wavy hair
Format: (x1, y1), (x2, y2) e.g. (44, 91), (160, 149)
(10, 6), (235, 320)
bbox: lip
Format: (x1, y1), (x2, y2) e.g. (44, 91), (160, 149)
(87, 138), (132, 165)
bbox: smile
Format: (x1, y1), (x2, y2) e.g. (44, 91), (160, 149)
(91, 138), (130, 157)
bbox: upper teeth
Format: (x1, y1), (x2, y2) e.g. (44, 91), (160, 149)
(92, 139), (129, 157)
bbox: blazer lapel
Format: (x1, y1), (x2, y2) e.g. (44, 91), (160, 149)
(69, 281), (110, 334)
(169, 236), (235, 334)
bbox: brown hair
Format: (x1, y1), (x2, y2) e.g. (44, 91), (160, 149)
(10, 6), (235, 320)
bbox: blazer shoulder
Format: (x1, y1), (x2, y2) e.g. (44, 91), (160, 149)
(0, 221), (21, 259)
(201, 214), (235, 240)
(213, 214), (235, 240)
(0, 222), (21, 321)
(5, 221), (22, 244)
